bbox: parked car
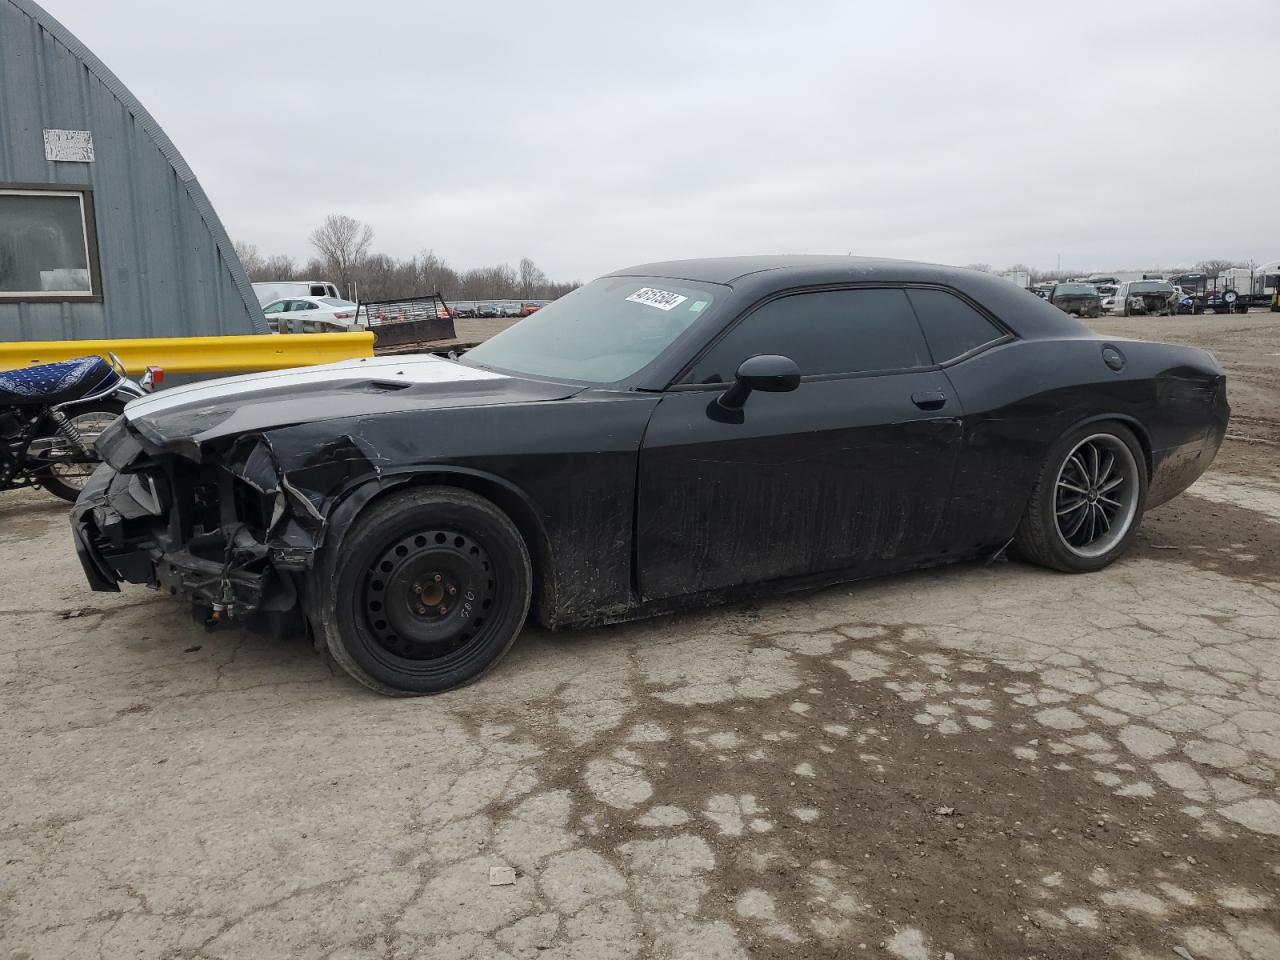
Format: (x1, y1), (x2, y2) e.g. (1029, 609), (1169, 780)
(72, 256), (1228, 696)
(477, 303), (499, 318)
(499, 303), (523, 318)
(1048, 282), (1102, 318)
(262, 297), (359, 332)
(520, 302), (542, 317)
(1115, 280), (1176, 317)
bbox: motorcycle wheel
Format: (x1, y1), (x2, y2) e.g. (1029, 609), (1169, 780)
(37, 400), (125, 502)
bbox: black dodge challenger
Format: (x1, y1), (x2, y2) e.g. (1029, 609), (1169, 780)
(73, 257), (1229, 695)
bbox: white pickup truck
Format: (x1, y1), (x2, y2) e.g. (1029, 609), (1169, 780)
(251, 280), (342, 306)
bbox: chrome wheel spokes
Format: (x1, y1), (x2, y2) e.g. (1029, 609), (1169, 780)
(1052, 433), (1140, 559)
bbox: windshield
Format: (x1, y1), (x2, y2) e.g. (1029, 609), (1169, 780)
(1129, 282), (1174, 295)
(1056, 283), (1097, 296)
(460, 276), (722, 383)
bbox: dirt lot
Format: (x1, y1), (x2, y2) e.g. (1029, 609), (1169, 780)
(2, 311), (1278, 960)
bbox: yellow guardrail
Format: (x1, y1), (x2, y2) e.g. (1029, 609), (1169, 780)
(0, 332), (375, 375)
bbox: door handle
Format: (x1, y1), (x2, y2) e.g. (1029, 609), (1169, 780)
(911, 390), (947, 411)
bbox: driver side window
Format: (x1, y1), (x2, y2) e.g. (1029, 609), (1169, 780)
(682, 288), (929, 384)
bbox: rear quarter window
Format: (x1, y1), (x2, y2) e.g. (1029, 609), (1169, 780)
(906, 288), (1006, 364)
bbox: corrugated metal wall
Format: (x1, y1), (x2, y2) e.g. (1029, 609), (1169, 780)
(0, 0), (266, 341)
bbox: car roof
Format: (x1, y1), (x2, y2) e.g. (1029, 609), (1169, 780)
(609, 255), (1092, 340)
(610, 254), (942, 285)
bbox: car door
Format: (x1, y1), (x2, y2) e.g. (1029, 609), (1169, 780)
(898, 286), (1019, 551)
(635, 286), (964, 601)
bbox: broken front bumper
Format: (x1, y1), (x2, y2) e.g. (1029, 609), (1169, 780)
(71, 423), (317, 620)
(73, 464), (287, 616)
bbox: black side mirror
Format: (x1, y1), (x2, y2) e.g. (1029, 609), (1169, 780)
(716, 354), (801, 412)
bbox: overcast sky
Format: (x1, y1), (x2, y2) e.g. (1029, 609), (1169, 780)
(50, 0), (1280, 281)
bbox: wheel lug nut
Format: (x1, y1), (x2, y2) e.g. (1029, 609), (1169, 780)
(433, 574), (442, 583)
(437, 605), (448, 615)
(412, 584), (421, 594)
(416, 605), (426, 615)
(447, 585), (457, 596)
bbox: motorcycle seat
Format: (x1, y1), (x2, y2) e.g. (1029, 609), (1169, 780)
(0, 356), (120, 406)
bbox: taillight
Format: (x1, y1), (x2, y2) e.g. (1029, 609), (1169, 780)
(334, 312), (353, 320)
(141, 365), (165, 392)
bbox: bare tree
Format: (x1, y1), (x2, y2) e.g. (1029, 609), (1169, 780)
(1195, 259), (1244, 278)
(416, 251), (455, 296)
(238, 235), (579, 304)
(233, 240), (263, 277)
(259, 254), (297, 281)
(233, 241), (298, 282)
(518, 257), (549, 298)
(309, 214), (374, 290)
(962, 263), (993, 273)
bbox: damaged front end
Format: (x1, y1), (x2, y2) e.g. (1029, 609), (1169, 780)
(72, 416), (370, 627)
(1052, 295), (1102, 319)
(1126, 293), (1173, 315)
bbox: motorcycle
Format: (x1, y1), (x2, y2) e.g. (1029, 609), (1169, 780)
(0, 353), (162, 502)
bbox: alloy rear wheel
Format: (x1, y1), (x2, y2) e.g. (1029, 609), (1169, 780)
(1052, 434), (1141, 560)
(1013, 421), (1148, 573)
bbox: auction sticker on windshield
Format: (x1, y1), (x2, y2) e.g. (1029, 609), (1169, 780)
(626, 287), (688, 311)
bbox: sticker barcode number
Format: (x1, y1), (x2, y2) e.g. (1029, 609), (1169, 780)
(626, 287), (688, 311)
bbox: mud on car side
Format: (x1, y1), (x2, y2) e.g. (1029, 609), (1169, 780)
(73, 257), (1229, 696)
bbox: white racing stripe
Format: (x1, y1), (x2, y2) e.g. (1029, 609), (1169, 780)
(126, 354), (507, 419)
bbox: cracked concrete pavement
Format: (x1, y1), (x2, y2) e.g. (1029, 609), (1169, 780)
(2, 313), (1278, 959)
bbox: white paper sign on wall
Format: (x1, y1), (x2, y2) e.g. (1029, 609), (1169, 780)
(43, 129), (95, 162)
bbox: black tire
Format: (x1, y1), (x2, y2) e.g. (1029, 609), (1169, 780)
(320, 487), (532, 696)
(1012, 421), (1148, 573)
(37, 399), (125, 503)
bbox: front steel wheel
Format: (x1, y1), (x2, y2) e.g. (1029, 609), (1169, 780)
(362, 527), (498, 664)
(1013, 422), (1147, 573)
(321, 487), (532, 696)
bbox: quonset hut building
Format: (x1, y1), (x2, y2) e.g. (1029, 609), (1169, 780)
(0, 0), (264, 341)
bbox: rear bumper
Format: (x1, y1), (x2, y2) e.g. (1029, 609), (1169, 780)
(1147, 385), (1230, 509)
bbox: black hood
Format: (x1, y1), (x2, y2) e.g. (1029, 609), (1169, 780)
(122, 354), (581, 450)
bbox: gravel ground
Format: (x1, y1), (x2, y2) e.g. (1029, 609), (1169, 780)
(2, 310), (1278, 960)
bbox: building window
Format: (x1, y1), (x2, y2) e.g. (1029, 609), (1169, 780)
(0, 184), (102, 302)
